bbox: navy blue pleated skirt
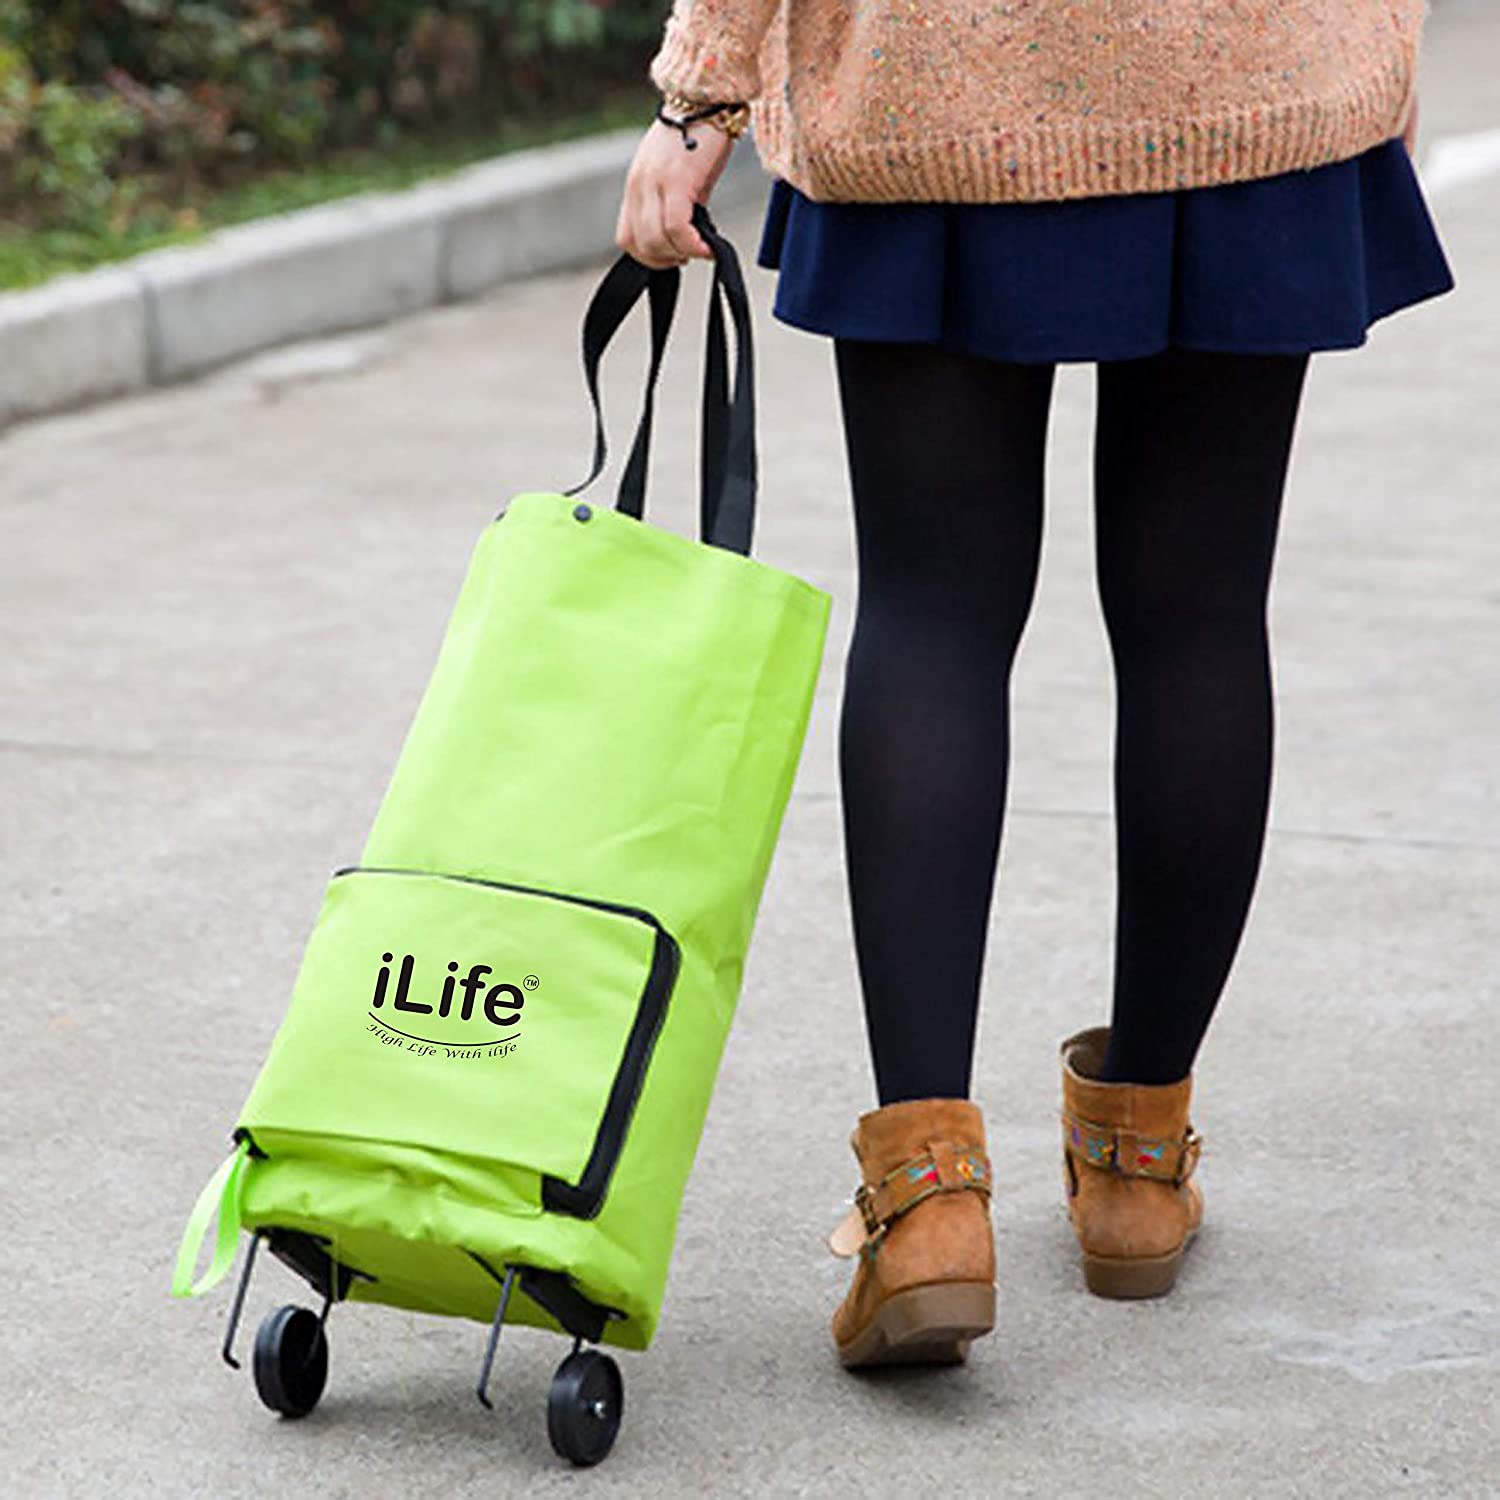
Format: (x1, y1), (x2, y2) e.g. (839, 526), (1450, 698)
(755, 135), (1455, 363)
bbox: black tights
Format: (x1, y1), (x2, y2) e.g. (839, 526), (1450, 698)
(832, 339), (1310, 1100)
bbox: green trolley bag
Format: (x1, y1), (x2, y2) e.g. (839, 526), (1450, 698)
(171, 203), (830, 1466)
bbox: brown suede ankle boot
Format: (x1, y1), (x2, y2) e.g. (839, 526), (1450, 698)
(1059, 1026), (1204, 1299)
(826, 1097), (996, 1368)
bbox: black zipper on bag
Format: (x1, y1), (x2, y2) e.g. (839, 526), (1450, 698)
(331, 864), (682, 1221)
(541, 921), (681, 1219)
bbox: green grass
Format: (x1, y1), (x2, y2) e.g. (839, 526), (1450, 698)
(0, 88), (654, 292)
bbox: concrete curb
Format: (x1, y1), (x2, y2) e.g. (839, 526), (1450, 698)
(0, 125), (766, 432)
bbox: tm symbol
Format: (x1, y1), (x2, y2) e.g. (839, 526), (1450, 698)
(523, 974), (540, 991)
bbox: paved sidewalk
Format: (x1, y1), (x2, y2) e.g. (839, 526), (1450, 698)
(3, 6), (1497, 1495)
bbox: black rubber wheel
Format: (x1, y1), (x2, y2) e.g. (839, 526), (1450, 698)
(252, 1304), (329, 1418)
(547, 1349), (623, 1466)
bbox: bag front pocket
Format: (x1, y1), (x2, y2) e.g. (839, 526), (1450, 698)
(238, 866), (681, 1220)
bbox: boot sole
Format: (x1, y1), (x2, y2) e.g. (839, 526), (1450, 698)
(836, 1281), (996, 1369)
(1081, 1227), (1198, 1300)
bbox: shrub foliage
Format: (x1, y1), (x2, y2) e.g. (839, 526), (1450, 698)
(0, 0), (666, 229)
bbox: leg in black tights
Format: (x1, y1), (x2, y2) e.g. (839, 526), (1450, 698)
(833, 338), (1055, 1104)
(831, 337), (1310, 1103)
(1094, 347), (1310, 1084)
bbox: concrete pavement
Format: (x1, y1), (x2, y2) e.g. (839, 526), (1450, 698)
(3, 3), (1498, 1494)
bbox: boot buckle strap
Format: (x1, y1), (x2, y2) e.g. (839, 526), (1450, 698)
(1063, 1113), (1202, 1186)
(852, 1143), (991, 1249)
(829, 1144), (991, 1259)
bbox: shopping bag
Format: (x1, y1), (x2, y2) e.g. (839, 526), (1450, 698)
(171, 203), (831, 1387)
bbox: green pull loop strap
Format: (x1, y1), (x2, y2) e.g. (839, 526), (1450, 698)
(171, 1139), (251, 1299)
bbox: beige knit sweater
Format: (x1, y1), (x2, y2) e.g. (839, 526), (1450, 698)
(648, 1), (1428, 203)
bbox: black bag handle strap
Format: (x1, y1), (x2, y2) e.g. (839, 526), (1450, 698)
(697, 204), (756, 555)
(561, 251), (677, 523)
(561, 202), (756, 556)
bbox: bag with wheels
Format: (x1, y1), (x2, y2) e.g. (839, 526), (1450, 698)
(170, 203), (831, 1467)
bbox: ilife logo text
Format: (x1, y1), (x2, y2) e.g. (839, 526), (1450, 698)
(371, 953), (525, 1029)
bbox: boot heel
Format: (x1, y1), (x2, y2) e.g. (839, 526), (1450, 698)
(839, 1280), (995, 1368)
(1081, 1249), (1183, 1300)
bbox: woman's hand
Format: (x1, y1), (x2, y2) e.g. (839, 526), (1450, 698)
(616, 115), (736, 269)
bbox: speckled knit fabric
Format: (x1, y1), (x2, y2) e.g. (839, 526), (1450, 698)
(648, 1), (1429, 203)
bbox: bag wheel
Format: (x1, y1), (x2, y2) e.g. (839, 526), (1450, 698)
(547, 1349), (623, 1467)
(252, 1304), (329, 1419)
